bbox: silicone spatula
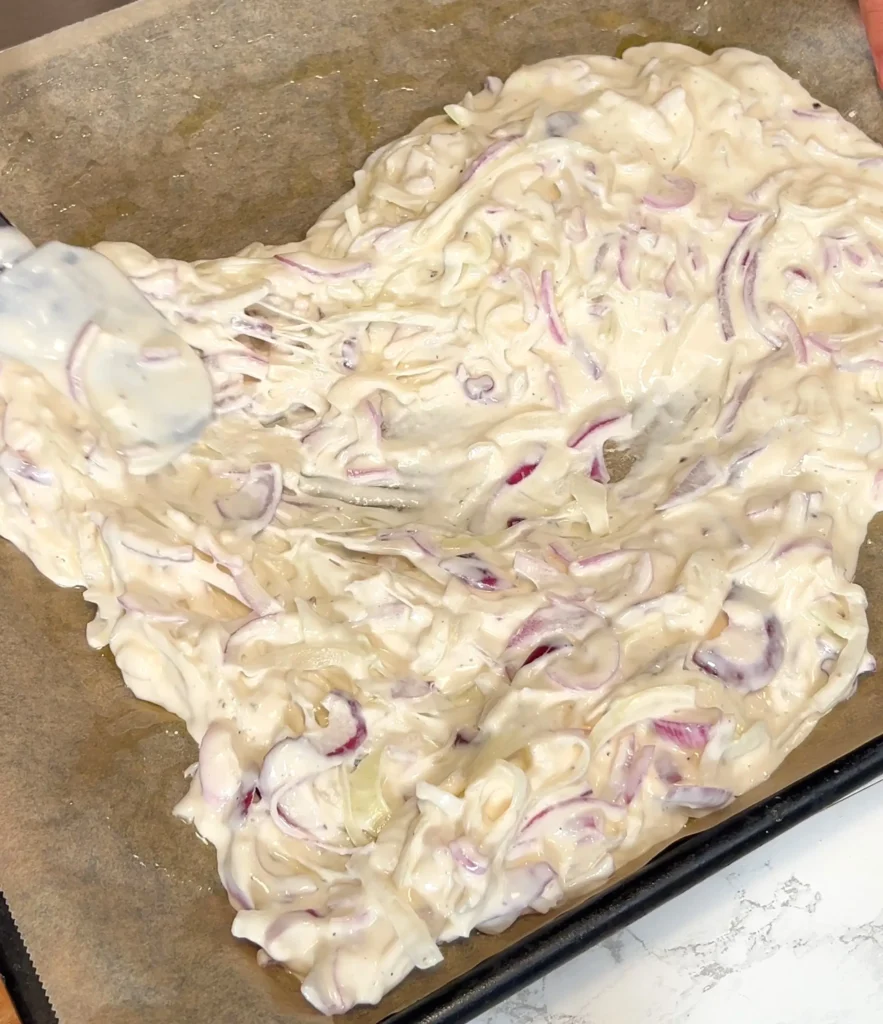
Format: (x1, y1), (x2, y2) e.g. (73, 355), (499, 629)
(0, 213), (213, 475)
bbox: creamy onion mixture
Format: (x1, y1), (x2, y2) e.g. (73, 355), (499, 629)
(2, 43), (883, 1013)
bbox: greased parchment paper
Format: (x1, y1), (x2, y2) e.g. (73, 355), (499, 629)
(0, 0), (882, 1021)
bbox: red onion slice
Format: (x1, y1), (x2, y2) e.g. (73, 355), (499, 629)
(450, 838), (488, 875)
(505, 456), (542, 486)
(270, 794), (355, 855)
(460, 135), (519, 184)
(259, 736), (337, 796)
(567, 412), (627, 450)
(658, 456), (724, 510)
(66, 321), (99, 404)
(652, 718), (713, 751)
(274, 255), (371, 279)
(589, 455), (610, 483)
(506, 602), (595, 650)
(717, 221), (753, 341)
(643, 175), (695, 210)
(195, 533), (281, 615)
(540, 269), (569, 346)
(767, 303), (806, 363)
(440, 553), (511, 591)
(390, 678), (434, 699)
(340, 337), (359, 370)
(215, 462), (282, 535)
(517, 640), (572, 674)
(476, 862), (560, 935)
(119, 531), (194, 563)
(717, 372), (756, 436)
(461, 371), (496, 402)
(617, 233), (638, 290)
(663, 785), (733, 813)
(694, 614), (785, 692)
(519, 789), (607, 840)
(0, 451), (52, 486)
(309, 692), (367, 758)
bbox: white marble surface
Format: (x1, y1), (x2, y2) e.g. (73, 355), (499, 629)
(479, 777), (883, 1024)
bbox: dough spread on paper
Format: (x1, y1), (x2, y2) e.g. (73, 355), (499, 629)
(2, 43), (883, 1013)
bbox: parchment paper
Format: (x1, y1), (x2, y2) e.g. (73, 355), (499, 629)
(0, 1), (881, 1021)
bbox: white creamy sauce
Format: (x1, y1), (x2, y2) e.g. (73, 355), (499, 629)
(2, 43), (883, 1013)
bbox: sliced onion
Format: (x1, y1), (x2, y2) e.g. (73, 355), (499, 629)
(654, 749), (683, 785)
(274, 254), (371, 279)
(462, 371), (496, 401)
(546, 111), (580, 137)
(346, 466), (401, 487)
(519, 789), (610, 839)
(539, 269), (569, 346)
(774, 538), (832, 560)
(694, 614), (785, 692)
(440, 553), (511, 591)
(663, 785), (733, 813)
(230, 313), (277, 344)
(270, 793), (355, 855)
(224, 611), (294, 659)
(206, 350), (269, 379)
(195, 533), (282, 615)
(623, 743), (655, 803)
(219, 862), (254, 911)
(617, 233), (637, 290)
(391, 678), (434, 699)
(568, 412), (628, 450)
(767, 303), (806, 363)
(351, 857), (443, 968)
(215, 463), (282, 535)
(310, 692), (367, 758)
(792, 106), (837, 120)
(0, 451), (52, 486)
(476, 862), (560, 935)
(66, 321), (99, 404)
(571, 547), (637, 574)
(450, 838), (488, 875)
(460, 135), (519, 184)
(652, 718), (712, 751)
(643, 175), (695, 210)
(259, 736), (336, 796)
(506, 602), (595, 650)
(341, 337), (359, 370)
(717, 372), (756, 436)
(658, 456), (724, 510)
(505, 455), (542, 486)
(717, 221), (753, 341)
(589, 455), (610, 484)
(513, 552), (563, 587)
(198, 722), (242, 807)
(119, 530), (194, 563)
(516, 640), (572, 675)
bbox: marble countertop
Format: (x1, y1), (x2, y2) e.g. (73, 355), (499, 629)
(479, 776), (883, 1024)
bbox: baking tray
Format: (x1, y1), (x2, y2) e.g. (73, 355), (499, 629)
(2, 1), (883, 1022)
(3, 737), (883, 1024)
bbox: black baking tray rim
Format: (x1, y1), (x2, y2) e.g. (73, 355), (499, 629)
(2, 734), (883, 1024)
